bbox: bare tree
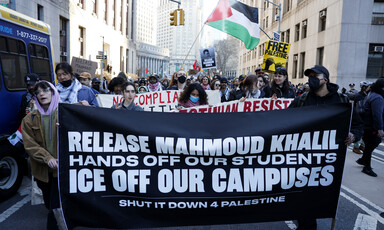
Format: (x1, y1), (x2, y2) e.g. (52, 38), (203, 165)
(214, 37), (239, 76)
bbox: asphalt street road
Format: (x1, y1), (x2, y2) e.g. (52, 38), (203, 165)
(1, 145), (383, 230)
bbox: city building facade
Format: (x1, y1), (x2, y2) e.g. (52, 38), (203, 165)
(238, 0), (384, 88)
(157, 0), (202, 74)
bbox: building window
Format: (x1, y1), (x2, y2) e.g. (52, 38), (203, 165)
(91, 0), (97, 15)
(37, 4), (44, 21)
(302, 19), (307, 39)
(77, 0), (84, 9)
(266, 16), (269, 28)
(286, 29), (290, 43)
(366, 44), (384, 78)
(104, 0), (108, 23)
(319, 9), (327, 32)
(299, 52), (305, 78)
(294, 23), (300, 41)
(120, 0), (124, 33)
(112, 0), (116, 28)
(79, 26), (85, 57)
(317, 47), (324, 66)
(59, 17), (68, 62)
(372, 0), (384, 25)
(263, 19), (266, 29)
(283, 0), (292, 14)
(292, 54), (298, 79)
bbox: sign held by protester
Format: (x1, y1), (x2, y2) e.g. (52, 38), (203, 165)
(200, 47), (216, 69)
(58, 103), (351, 229)
(175, 98), (293, 113)
(96, 90), (221, 112)
(71, 57), (98, 77)
(262, 40), (290, 72)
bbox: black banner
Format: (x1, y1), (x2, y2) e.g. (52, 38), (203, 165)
(58, 103), (351, 229)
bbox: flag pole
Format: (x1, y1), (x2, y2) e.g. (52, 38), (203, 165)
(182, 23), (206, 67)
(259, 27), (272, 40)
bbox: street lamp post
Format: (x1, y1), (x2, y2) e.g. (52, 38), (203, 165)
(263, 0), (282, 40)
(100, 36), (104, 90)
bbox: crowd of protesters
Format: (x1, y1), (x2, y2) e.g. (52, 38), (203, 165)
(17, 61), (384, 230)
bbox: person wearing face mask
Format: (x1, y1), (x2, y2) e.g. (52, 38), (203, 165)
(177, 83), (208, 109)
(167, 70), (187, 90)
(288, 65), (363, 230)
(55, 62), (99, 107)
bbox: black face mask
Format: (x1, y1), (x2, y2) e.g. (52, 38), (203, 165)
(92, 84), (100, 91)
(61, 79), (73, 88)
(178, 76), (186, 84)
(308, 77), (322, 92)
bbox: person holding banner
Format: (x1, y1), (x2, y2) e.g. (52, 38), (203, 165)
(21, 81), (60, 230)
(168, 70), (187, 90)
(177, 83), (208, 109)
(55, 62), (99, 107)
(111, 82), (144, 111)
(289, 65), (363, 230)
(239, 75), (265, 101)
(270, 67), (295, 99)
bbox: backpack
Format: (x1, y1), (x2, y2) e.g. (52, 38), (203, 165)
(355, 92), (371, 119)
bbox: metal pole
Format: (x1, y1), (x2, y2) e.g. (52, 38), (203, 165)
(100, 36), (104, 90)
(264, 0), (282, 39)
(331, 218), (336, 230)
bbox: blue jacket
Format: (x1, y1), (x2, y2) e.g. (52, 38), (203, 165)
(363, 92), (384, 131)
(78, 86), (99, 107)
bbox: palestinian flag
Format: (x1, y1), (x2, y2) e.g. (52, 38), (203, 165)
(206, 0), (260, 50)
(145, 68), (150, 76)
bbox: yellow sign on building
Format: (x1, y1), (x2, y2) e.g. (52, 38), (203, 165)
(262, 40), (291, 72)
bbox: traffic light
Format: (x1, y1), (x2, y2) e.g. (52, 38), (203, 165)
(178, 9), (185, 25)
(170, 9), (178, 26)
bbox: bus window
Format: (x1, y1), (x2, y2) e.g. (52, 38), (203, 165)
(28, 43), (51, 82)
(0, 35), (28, 90)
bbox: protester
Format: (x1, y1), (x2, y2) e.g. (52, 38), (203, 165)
(111, 82), (143, 111)
(219, 77), (230, 102)
(167, 70), (187, 90)
(55, 62), (99, 107)
(18, 73), (40, 121)
(211, 79), (221, 91)
(351, 81), (373, 154)
(228, 75), (245, 101)
(270, 67), (295, 98)
(138, 86), (148, 94)
(107, 76), (127, 95)
(239, 75), (265, 101)
(117, 71), (128, 81)
(257, 74), (271, 97)
(177, 83), (208, 108)
(147, 74), (163, 92)
(78, 72), (92, 87)
(161, 78), (169, 89)
(200, 76), (211, 90)
(356, 78), (384, 177)
(139, 78), (147, 87)
(91, 78), (102, 94)
(21, 81), (60, 230)
(348, 83), (358, 95)
(288, 65), (363, 230)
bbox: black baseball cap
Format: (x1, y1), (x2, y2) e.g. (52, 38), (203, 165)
(92, 78), (101, 83)
(24, 73), (40, 85)
(304, 65), (329, 79)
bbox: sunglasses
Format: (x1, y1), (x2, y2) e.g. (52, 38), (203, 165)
(34, 88), (51, 96)
(215, 84), (220, 86)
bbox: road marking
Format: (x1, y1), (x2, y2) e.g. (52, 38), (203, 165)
(373, 148), (384, 157)
(0, 196), (30, 223)
(353, 213), (377, 230)
(340, 192), (384, 225)
(342, 185), (384, 213)
(285, 220), (297, 229)
(372, 155), (384, 164)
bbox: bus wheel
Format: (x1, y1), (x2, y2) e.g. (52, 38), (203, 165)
(0, 145), (23, 201)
